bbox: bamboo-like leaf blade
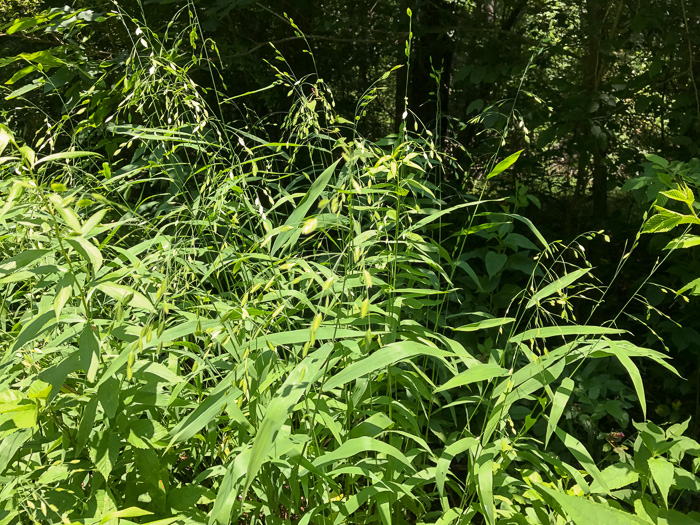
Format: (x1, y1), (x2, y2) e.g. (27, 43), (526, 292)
(545, 377), (574, 448)
(323, 341), (450, 392)
(435, 363), (509, 393)
(486, 150), (523, 179)
(526, 269), (591, 309)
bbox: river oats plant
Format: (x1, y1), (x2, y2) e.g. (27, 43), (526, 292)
(0, 4), (699, 525)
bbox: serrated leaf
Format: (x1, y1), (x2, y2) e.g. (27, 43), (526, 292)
(660, 188), (693, 205)
(648, 456), (674, 508)
(537, 484), (650, 524)
(90, 431), (120, 480)
(642, 210), (684, 233)
(590, 463), (639, 493)
(664, 234), (700, 250)
(485, 251), (507, 279)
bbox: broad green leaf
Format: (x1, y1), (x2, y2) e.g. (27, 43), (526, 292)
(6, 65), (37, 85)
(18, 49), (64, 68)
(99, 507), (152, 524)
(323, 341), (450, 391)
(510, 325), (624, 343)
(642, 207), (699, 233)
(169, 387), (239, 446)
(545, 377), (574, 448)
(407, 200), (497, 233)
(12, 310), (55, 352)
(66, 236), (102, 274)
(26, 379), (51, 402)
(210, 447), (251, 525)
(53, 272), (73, 320)
(484, 357), (567, 442)
(476, 447), (496, 525)
(554, 427), (608, 493)
(664, 234), (700, 250)
(645, 153), (669, 168)
(6, 17), (39, 34)
(594, 339), (679, 377)
(312, 436), (413, 470)
(0, 400), (37, 429)
(526, 269), (591, 309)
(97, 378), (119, 419)
(485, 251), (507, 279)
(436, 437), (478, 503)
(590, 463), (639, 493)
(35, 150), (101, 166)
(90, 431), (120, 480)
(648, 456), (674, 508)
(487, 150), (523, 179)
(82, 208), (107, 236)
(244, 344), (333, 495)
(128, 420), (168, 449)
(613, 352), (646, 418)
(48, 194), (83, 233)
(0, 429), (31, 473)
(435, 363), (509, 393)
(93, 282), (154, 311)
(246, 327), (366, 352)
(349, 412), (394, 439)
(0, 182), (24, 219)
(79, 324), (100, 383)
(0, 126), (13, 156)
(537, 484), (650, 525)
(509, 213), (549, 248)
(5, 83), (40, 100)
(0, 249), (49, 276)
(271, 159), (340, 256)
(452, 317), (515, 332)
(660, 187), (693, 205)
(76, 398), (98, 456)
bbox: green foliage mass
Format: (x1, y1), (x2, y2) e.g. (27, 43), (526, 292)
(0, 3), (699, 525)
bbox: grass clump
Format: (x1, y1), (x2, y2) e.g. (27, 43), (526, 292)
(0, 5), (699, 525)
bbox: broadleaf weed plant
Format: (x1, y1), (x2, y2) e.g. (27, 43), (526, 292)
(0, 4), (699, 525)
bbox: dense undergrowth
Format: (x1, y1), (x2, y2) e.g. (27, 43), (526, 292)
(1, 4), (700, 525)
